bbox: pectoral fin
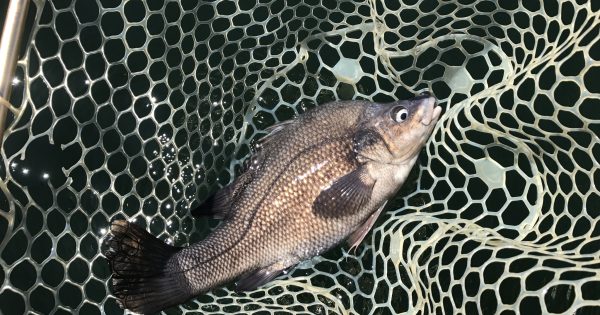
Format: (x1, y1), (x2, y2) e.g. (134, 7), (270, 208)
(312, 166), (375, 218)
(347, 201), (387, 253)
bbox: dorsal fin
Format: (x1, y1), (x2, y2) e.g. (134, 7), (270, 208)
(191, 171), (252, 219)
(192, 120), (294, 219)
(256, 119), (295, 146)
(191, 187), (234, 219)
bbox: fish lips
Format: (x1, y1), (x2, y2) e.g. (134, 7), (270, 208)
(413, 95), (442, 126)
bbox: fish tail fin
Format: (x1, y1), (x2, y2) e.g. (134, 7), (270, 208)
(103, 220), (189, 313)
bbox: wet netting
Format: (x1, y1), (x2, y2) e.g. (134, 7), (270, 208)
(1, 0), (599, 314)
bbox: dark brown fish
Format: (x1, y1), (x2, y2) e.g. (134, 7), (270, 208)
(103, 93), (442, 313)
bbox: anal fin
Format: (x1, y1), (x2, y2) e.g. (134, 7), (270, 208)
(347, 201), (387, 253)
(235, 261), (293, 292)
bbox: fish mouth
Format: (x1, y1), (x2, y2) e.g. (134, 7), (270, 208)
(416, 95), (442, 126)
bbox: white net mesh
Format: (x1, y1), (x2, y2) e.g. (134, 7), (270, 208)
(0, 0), (599, 314)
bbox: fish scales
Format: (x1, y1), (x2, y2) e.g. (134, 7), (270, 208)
(173, 102), (365, 289)
(103, 95), (442, 313)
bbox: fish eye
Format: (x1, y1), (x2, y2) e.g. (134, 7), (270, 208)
(391, 106), (409, 123)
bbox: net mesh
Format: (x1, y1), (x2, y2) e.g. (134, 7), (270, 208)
(1, 0), (599, 314)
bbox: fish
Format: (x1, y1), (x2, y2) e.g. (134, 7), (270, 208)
(102, 92), (442, 313)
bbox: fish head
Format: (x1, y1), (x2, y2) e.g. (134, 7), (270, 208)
(354, 92), (442, 165)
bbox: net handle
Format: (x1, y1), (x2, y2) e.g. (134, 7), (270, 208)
(0, 0), (30, 146)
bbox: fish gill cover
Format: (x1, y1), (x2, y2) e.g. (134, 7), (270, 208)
(0, 0), (598, 314)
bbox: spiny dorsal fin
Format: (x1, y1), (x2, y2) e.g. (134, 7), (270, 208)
(312, 166), (375, 218)
(256, 119), (295, 146)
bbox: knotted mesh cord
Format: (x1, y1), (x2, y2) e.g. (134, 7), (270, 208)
(0, 0), (599, 314)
